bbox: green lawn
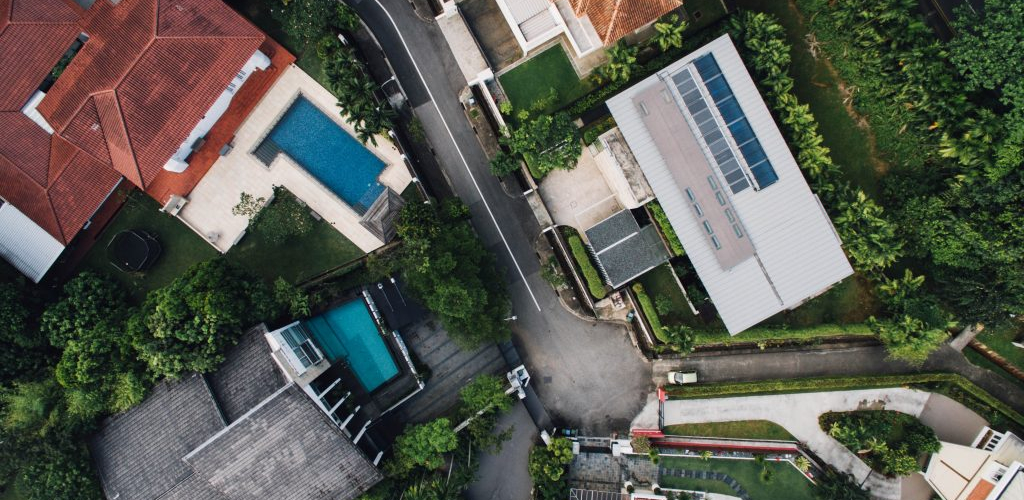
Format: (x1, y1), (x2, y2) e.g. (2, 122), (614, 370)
(499, 45), (593, 115)
(660, 456), (815, 500)
(734, 0), (882, 197)
(663, 420), (796, 441)
(227, 196), (365, 284)
(976, 323), (1024, 370)
(637, 264), (703, 328)
(79, 191), (218, 301)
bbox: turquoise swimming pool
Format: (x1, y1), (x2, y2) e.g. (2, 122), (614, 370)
(266, 96), (386, 214)
(304, 299), (398, 392)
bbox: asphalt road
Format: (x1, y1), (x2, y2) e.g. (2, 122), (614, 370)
(347, 0), (653, 435)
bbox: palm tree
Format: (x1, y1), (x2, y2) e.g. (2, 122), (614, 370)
(600, 41), (638, 83)
(794, 456), (811, 473)
(651, 14), (687, 52)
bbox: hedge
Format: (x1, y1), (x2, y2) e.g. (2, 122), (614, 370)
(568, 235), (607, 300)
(666, 373), (1024, 429)
(582, 116), (617, 145)
(632, 283), (668, 343)
(647, 201), (684, 256)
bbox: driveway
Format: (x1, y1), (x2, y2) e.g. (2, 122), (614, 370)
(646, 388), (940, 500)
(466, 403), (538, 500)
(349, 0), (653, 435)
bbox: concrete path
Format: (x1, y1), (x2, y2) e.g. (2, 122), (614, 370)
(641, 388), (939, 500)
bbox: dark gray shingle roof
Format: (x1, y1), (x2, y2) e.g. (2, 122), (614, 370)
(206, 326), (286, 423)
(91, 374), (226, 500)
(585, 211), (670, 288)
(184, 385), (382, 500)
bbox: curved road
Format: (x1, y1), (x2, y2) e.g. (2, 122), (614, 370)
(347, 0), (653, 434)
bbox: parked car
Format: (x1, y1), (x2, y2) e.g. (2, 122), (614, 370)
(667, 371), (698, 385)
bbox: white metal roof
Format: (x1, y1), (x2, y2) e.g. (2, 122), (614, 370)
(606, 34), (853, 334)
(0, 201), (65, 282)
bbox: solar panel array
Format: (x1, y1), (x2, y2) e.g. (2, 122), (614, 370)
(671, 53), (779, 193)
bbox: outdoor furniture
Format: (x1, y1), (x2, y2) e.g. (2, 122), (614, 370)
(107, 229), (162, 272)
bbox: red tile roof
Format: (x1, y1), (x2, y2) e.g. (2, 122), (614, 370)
(569, 0), (681, 45)
(0, 0), (265, 244)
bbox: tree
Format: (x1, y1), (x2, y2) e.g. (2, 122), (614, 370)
(0, 281), (49, 382)
(489, 150), (521, 176)
(949, 0), (1024, 93)
(794, 456), (811, 473)
(391, 202), (511, 348)
(661, 324), (695, 353)
(273, 278), (310, 318)
(270, 0), (339, 46)
(814, 469), (869, 500)
(700, 450), (713, 461)
(18, 436), (102, 500)
(389, 418), (458, 475)
(459, 374), (512, 415)
(501, 112), (582, 177)
(599, 41), (638, 83)
(231, 192), (266, 221)
(132, 259), (280, 378)
(872, 270), (953, 365)
(40, 273), (147, 416)
(651, 14), (687, 52)
(529, 437), (574, 500)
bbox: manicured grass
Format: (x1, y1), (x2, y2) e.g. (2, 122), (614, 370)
(79, 191), (218, 301)
(499, 45), (593, 115)
(976, 323), (1024, 370)
(637, 264), (698, 327)
(735, 0), (882, 197)
(227, 194), (365, 284)
(660, 456), (815, 500)
(663, 420), (796, 441)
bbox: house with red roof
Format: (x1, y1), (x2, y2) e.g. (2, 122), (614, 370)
(0, 0), (288, 282)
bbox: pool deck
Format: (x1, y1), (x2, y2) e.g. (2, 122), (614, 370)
(177, 65), (412, 253)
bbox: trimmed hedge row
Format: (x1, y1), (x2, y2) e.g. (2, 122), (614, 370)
(647, 201), (684, 256)
(568, 235), (607, 300)
(666, 373), (1024, 428)
(632, 283), (668, 343)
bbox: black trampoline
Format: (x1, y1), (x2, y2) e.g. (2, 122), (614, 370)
(107, 229), (162, 272)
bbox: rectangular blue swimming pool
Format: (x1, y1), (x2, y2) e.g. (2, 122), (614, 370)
(267, 96), (386, 214)
(304, 299), (398, 392)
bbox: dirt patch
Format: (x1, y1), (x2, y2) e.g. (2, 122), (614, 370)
(790, 1), (891, 176)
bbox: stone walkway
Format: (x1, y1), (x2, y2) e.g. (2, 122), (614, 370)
(660, 468), (750, 500)
(637, 388), (945, 500)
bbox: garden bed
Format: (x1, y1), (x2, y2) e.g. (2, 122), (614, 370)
(818, 410), (939, 476)
(560, 227), (608, 301)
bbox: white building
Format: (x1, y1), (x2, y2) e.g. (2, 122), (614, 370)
(924, 428), (1024, 500)
(606, 35), (853, 334)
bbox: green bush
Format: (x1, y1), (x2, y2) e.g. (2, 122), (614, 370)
(568, 235), (607, 300)
(820, 410), (940, 476)
(666, 373), (1024, 428)
(581, 116), (616, 145)
(632, 283), (666, 342)
(647, 201), (684, 256)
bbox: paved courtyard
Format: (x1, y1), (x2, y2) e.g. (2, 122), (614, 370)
(636, 388), (988, 500)
(538, 147), (622, 231)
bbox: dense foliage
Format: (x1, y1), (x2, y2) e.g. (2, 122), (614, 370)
(528, 437), (574, 500)
(269, 0), (360, 45)
(0, 281), (49, 382)
(650, 14), (688, 52)
(321, 37), (395, 144)
(567, 235), (606, 300)
(458, 374), (514, 452)
(501, 112), (582, 177)
(647, 201), (684, 256)
(797, 0), (1024, 326)
(132, 259), (282, 378)
(374, 200), (511, 348)
(598, 41), (639, 84)
(821, 411), (940, 476)
(387, 418), (459, 475)
(870, 270), (952, 365)
(813, 468), (870, 500)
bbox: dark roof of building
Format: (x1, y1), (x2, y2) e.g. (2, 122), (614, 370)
(206, 325), (286, 423)
(360, 188), (406, 243)
(0, 0), (264, 244)
(91, 328), (382, 500)
(585, 210), (669, 288)
(184, 385), (383, 500)
(91, 374), (226, 500)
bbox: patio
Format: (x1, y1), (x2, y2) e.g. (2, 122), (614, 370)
(175, 65), (411, 253)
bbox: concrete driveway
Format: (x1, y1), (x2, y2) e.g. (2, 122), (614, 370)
(641, 388), (942, 500)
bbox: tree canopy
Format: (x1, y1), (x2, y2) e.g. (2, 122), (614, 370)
(388, 418), (458, 475)
(501, 112), (582, 177)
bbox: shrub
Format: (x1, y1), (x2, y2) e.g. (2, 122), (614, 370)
(648, 201), (684, 256)
(820, 410), (939, 476)
(581, 115), (616, 145)
(632, 283), (665, 342)
(568, 235), (607, 300)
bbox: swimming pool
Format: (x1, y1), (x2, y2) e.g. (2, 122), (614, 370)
(266, 96), (386, 214)
(304, 299), (398, 392)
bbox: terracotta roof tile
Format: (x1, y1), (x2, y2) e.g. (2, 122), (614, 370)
(0, 0), (267, 245)
(568, 0), (680, 45)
